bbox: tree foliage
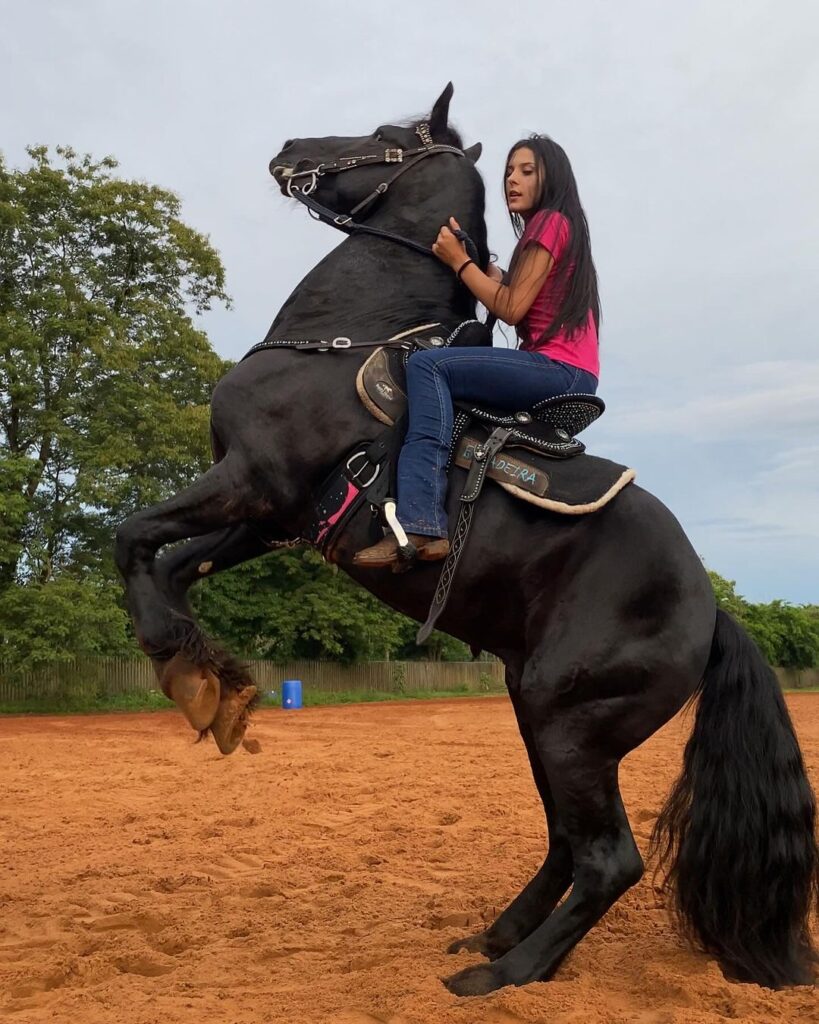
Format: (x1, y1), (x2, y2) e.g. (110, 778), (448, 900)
(708, 570), (819, 669)
(192, 547), (472, 663)
(0, 145), (231, 668)
(0, 145), (230, 585)
(0, 573), (133, 672)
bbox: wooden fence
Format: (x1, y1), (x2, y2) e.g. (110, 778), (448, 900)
(0, 657), (507, 704)
(0, 658), (815, 706)
(773, 667), (819, 691)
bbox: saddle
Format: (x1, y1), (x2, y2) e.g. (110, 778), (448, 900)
(356, 340), (633, 512)
(302, 323), (635, 642)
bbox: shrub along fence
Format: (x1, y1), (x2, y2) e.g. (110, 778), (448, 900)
(0, 657), (507, 705)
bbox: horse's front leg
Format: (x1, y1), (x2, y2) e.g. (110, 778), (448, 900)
(115, 459), (281, 753)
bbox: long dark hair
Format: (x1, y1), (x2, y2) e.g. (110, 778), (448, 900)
(505, 135), (600, 342)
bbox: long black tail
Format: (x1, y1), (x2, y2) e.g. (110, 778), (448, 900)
(652, 609), (818, 988)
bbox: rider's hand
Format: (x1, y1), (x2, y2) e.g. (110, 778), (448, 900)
(432, 216), (469, 270)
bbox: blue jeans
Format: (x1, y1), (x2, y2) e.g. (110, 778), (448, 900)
(396, 347), (598, 537)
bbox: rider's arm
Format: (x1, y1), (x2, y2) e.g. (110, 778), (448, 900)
(432, 220), (554, 327)
(458, 247), (553, 326)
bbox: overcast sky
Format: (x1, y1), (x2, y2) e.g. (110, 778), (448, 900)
(3, 0), (817, 602)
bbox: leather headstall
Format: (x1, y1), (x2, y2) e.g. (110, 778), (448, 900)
(270, 123), (466, 259)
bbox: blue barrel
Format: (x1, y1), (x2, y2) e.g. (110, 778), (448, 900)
(281, 679), (303, 710)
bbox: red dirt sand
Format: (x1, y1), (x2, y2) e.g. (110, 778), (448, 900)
(1, 695), (817, 1024)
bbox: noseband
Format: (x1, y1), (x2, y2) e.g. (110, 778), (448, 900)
(270, 123), (466, 258)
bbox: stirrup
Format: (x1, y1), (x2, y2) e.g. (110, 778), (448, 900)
(380, 499), (416, 561)
(377, 498), (417, 573)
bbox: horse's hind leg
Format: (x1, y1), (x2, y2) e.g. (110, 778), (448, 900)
(449, 668), (573, 960)
(445, 713), (642, 996)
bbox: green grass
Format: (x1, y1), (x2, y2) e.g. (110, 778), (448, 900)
(0, 686), (505, 716)
(3, 685), (812, 716)
(0, 689), (172, 715)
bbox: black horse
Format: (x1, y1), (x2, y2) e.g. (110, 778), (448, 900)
(115, 85), (818, 995)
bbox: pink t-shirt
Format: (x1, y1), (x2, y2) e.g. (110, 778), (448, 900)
(518, 210), (599, 379)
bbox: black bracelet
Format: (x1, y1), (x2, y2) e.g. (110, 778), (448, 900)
(456, 259), (474, 281)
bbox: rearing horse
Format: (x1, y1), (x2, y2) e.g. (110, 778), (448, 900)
(115, 85), (817, 995)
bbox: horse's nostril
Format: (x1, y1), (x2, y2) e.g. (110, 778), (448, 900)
(282, 138), (295, 151)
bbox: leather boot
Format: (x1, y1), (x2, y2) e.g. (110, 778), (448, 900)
(353, 533), (450, 568)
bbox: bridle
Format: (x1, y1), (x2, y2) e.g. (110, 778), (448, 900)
(269, 123), (466, 258)
(246, 123), (491, 359)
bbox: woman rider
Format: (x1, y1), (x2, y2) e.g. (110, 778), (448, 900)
(354, 134), (600, 568)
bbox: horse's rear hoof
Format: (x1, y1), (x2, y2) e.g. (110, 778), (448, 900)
(210, 686), (257, 755)
(162, 655), (221, 731)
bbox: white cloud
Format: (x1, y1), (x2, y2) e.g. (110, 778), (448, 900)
(608, 361), (819, 440)
(733, 444), (819, 538)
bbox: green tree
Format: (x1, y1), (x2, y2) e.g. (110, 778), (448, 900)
(0, 145), (230, 668)
(0, 145), (230, 586)
(0, 573), (134, 672)
(0, 454), (31, 588)
(392, 618), (473, 661)
(193, 547), (473, 664)
(707, 570), (749, 620)
(708, 569), (819, 669)
(193, 548), (407, 663)
(743, 601), (819, 670)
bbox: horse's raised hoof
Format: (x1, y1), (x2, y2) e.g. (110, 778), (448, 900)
(447, 931), (492, 958)
(161, 655), (221, 731)
(209, 685), (257, 756)
(443, 962), (505, 997)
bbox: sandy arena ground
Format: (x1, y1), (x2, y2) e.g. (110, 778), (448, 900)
(0, 694), (817, 1024)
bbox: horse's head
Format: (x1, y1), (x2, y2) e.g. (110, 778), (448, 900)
(269, 83), (482, 219)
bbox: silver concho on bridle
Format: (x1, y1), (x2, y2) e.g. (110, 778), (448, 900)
(415, 123), (434, 148)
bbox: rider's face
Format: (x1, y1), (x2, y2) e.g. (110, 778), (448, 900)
(505, 146), (542, 219)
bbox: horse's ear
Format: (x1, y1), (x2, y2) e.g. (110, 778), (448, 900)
(464, 142), (482, 163)
(429, 82), (454, 136)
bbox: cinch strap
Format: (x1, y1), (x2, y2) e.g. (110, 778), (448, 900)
(416, 426), (513, 642)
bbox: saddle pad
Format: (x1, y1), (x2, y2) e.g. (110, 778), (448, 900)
(453, 426), (635, 514)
